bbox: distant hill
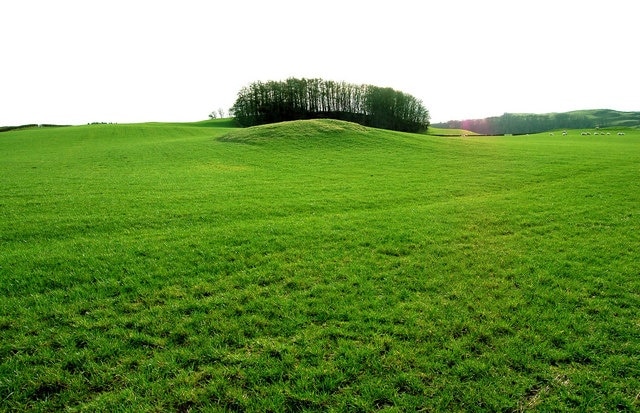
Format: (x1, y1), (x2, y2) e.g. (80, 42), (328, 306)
(0, 124), (69, 133)
(432, 109), (640, 135)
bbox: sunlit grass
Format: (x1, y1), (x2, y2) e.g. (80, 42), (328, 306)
(426, 126), (479, 136)
(1, 120), (639, 411)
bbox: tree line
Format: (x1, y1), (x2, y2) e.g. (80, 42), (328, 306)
(230, 78), (430, 133)
(433, 112), (598, 135)
(0, 124), (67, 133)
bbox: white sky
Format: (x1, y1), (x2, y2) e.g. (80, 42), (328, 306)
(1, 0), (638, 126)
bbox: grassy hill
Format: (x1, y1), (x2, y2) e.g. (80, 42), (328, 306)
(1, 120), (639, 411)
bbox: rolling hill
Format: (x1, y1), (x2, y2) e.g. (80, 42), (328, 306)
(1, 120), (639, 411)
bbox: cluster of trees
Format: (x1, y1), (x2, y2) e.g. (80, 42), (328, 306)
(433, 112), (598, 135)
(230, 78), (430, 133)
(208, 108), (226, 119)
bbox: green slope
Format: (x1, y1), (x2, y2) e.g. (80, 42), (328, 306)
(1, 121), (639, 411)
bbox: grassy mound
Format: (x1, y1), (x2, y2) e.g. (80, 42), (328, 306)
(218, 118), (373, 144)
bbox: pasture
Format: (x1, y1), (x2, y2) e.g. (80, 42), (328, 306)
(1, 120), (639, 411)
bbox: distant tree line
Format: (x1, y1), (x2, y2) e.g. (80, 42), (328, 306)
(433, 112), (599, 135)
(230, 78), (430, 133)
(0, 124), (67, 133)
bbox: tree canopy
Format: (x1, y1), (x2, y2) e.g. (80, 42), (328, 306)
(230, 78), (430, 133)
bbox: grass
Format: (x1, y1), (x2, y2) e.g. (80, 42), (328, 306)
(1, 119), (639, 411)
(426, 126), (479, 136)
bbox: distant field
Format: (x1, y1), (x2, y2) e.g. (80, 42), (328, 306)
(1, 119), (639, 411)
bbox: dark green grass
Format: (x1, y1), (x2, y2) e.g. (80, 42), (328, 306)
(1, 120), (639, 411)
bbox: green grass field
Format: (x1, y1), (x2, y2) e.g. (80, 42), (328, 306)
(1, 119), (639, 411)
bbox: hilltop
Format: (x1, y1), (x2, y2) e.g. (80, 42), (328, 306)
(433, 108), (640, 135)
